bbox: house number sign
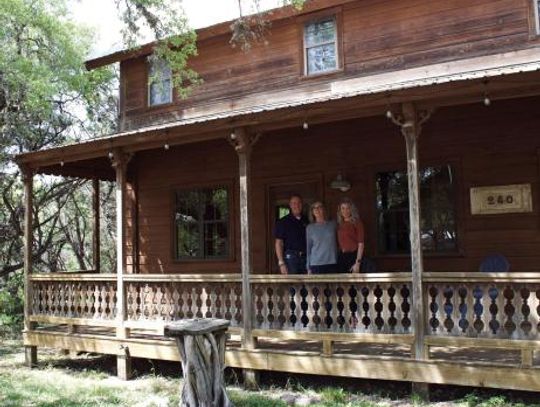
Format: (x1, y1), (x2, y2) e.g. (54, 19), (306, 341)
(470, 184), (533, 215)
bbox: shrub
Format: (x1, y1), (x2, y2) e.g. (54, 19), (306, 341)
(0, 271), (24, 336)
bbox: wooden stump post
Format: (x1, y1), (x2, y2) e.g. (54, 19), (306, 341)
(165, 318), (234, 407)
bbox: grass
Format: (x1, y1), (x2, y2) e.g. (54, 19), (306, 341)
(1, 337), (539, 406)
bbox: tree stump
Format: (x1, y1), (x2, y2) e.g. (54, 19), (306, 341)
(165, 318), (234, 407)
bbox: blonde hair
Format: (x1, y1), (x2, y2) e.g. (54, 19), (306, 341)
(337, 197), (359, 224)
(309, 201), (325, 223)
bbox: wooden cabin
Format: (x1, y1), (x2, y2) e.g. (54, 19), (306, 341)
(16, 0), (540, 392)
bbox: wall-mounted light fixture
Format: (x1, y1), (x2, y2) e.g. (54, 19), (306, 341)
(330, 173), (351, 192)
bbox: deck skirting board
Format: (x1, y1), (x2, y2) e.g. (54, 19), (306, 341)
(24, 330), (540, 392)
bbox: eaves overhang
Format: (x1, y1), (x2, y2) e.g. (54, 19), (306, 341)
(16, 47), (540, 178)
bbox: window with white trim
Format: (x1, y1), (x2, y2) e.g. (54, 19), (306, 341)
(148, 58), (172, 106)
(535, 0), (540, 35)
(303, 17), (338, 75)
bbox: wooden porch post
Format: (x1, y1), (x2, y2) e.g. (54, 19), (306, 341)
(22, 167), (37, 367)
(229, 128), (260, 389)
(400, 102), (427, 361)
(111, 150), (132, 380)
(390, 103), (431, 360)
(396, 103), (431, 398)
(92, 178), (101, 273)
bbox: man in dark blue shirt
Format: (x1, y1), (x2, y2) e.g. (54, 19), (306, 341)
(274, 194), (308, 274)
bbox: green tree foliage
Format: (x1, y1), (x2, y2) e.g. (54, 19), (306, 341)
(119, 0), (305, 94)
(0, 0), (307, 332)
(0, 0), (117, 330)
(116, 0), (200, 98)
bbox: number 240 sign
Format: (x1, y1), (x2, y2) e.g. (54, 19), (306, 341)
(486, 194), (514, 205)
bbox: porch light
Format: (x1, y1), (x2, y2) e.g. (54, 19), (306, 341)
(60, 160), (64, 167)
(108, 151), (114, 159)
(303, 121), (309, 130)
(483, 94), (491, 106)
(164, 143), (170, 150)
(330, 173), (351, 192)
(385, 110), (393, 119)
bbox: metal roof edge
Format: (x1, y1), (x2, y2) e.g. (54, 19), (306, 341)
(17, 47), (540, 165)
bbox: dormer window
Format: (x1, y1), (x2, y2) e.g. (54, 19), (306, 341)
(148, 58), (172, 106)
(303, 17), (338, 75)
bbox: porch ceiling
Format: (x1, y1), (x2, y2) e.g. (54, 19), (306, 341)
(16, 48), (540, 180)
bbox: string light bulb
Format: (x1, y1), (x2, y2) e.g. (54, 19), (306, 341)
(482, 79), (491, 107)
(386, 110), (393, 119)
(303, 121), (309, 130)
(60, 160), (65, 167)
(230, 131), (236, 140)
(108, 151), (114, 160)
(164, 143), (170, 150)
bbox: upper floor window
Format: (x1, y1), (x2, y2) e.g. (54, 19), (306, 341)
(148, 58), (172, 106)
(304, 17), (338, 75)
(376, 165), (457, 254)
(174, 187), (229, 260)
(535, 0), (540, 35)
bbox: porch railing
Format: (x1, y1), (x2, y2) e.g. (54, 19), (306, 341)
(424, 273), (540, 340)
(30, 273), (117, 327)
(27, 272), (540, 344)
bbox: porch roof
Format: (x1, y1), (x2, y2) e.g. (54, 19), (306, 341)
(16, 47), (540, 179)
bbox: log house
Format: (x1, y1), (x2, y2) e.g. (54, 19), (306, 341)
(16, 0), (540, 391)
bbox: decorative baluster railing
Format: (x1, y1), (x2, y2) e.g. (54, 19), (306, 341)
(250, 274), (413, 334)
(29, 272), (540, 347)
(424, 273), (540, 340)
(123, 274), (243, 329)
(29, 273), (117, 325)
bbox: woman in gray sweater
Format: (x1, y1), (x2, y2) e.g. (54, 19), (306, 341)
(306, 201), (338, 274)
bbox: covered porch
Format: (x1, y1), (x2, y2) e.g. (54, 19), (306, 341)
(16, 51), (540, 391)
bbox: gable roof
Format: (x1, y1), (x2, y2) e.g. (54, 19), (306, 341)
(85, 0), (357, 70)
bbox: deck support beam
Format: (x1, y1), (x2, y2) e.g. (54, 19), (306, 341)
(92, 178), (101, 273)
(229, 128), (261, 389)
(111, 150), (132, 379)
(22, 167), (37, 368)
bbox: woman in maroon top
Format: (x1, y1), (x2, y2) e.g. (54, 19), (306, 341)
(336, 198), (364, 273)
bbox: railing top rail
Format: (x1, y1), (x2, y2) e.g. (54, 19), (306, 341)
(124, 273), (243, 283)
(28, 271), (540, 284)
(29, 273), (117, 282)
(423, 272), (540, 283)
(250, 272), (413, 283)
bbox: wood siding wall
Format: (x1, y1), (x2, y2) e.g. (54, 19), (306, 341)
(120, 0), (536, 130)
(134, 96), (540, 274)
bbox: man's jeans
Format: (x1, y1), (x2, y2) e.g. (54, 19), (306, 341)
(284, 250), (307, 274)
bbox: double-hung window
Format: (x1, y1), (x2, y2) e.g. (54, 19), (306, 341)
(303, 17), (339, 75)
(376, 165), (457, 254)
(174, 187), (230, 260)
(535, 0), (540, 35)
(148, 58), (172, 106)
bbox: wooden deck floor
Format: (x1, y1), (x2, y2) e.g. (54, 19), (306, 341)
(30, 324), (538, 367)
